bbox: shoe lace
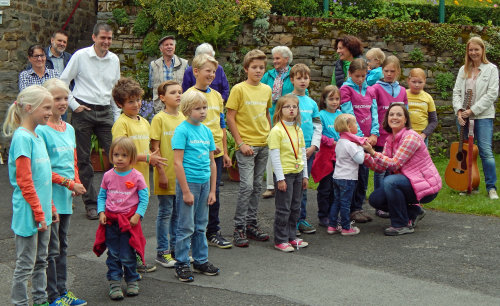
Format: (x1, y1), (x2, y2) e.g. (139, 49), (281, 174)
(136, 254), (144, 266)
(62, 292), (78, 303)
(301, 220), (312, 227)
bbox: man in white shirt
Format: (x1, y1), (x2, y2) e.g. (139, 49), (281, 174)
(60, 23), (121, 220)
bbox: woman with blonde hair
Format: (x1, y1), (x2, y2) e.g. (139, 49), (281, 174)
(452, 37), (499, 200)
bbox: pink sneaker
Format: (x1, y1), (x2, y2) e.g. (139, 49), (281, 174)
(274, 242), (294, 252)
(341, 226), (360, 236)
(327, 226), (341, 235)
(289, 238), (308, 248)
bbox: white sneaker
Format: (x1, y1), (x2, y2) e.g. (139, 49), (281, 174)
(488, 189), (499, 200)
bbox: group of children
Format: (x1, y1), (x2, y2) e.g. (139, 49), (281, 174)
(6, 47), (437, 304)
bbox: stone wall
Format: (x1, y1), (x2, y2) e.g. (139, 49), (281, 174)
(0, 0), (96, 145)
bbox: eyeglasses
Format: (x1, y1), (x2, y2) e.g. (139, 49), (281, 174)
(30, 54), (46, 59)
(282, 105), (298, 109)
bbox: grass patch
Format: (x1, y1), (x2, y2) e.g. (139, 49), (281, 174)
(308, 154), (500, 217)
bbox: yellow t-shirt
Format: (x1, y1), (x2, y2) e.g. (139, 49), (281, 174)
(150, 111), (185, 195)
(407, 90), (436, 133)
(186, 87), (224, 158)
(226, 82), (272, 148)
(267, 122), (306, 174)
(112, 114), (152, 189)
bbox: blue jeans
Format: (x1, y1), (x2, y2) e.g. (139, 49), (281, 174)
(175, 181), (210, 267)
(369, 174), (438, 228)
(156, 195), (177, 253)
(330, 179), (357, 229)
(459, 118), (497, 191)
(299, 151), (315, 221)
(105, 222), (140, 282)
(47, 214), (71, 303)
(207, 156), (223, 234)
(373, 146), (389, 191)
(351, 164), (369, 212)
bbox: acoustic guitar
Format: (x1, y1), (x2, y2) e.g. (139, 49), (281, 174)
(444, 89), (480, 192)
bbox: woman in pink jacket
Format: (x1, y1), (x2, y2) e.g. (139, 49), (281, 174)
(362, 103), (441, 236)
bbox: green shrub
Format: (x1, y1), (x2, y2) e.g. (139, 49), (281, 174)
(133, 9), (153, 36)
(435, 72), (456, 99)
(136, 0), (270, 50)
(112, 8), (129, 26)
(409, 47), (425, 63)
(270, 0), (322, 17)
(142, 32), (161, 57)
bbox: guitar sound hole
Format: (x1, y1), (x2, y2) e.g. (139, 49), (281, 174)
(456, 152), (464, 162)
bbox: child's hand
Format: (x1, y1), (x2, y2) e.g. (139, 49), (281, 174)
(159, 176), (168, 190)
(223, 154), (232, 168)
(367, 135), (378, 146)
(277, 180), (287, 192)
(37, 220), (48, 232)
(52, 212), (60, 223)
(240, 144), (254, 156)
(207, 192), (216, 205)
(362, 142), (375, 155)
(420, 133), (427, 140)
(99, 212), (107, 225)
(302, 178), (309, 190)
(149, 149), (167, 167)
(306, 146), (316, 159)
(183, 192), (195, 206)
(73, 183), (86, 195)
(129, 213), (141, 227)
(214, 146), (222, 156)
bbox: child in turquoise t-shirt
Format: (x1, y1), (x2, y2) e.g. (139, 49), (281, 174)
(172, 90), (218, 282)
(36, 79), (87, 305)
(4, 85), (79, 306)
(290, 64), (322, 235)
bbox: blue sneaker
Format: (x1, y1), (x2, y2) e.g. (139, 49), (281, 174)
(61, 291), (87, 306)
(49, 297), (68, 306)
(297, 219), (316, 234)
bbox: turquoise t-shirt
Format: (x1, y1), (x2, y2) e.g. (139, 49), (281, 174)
(36, 124), (76, 214)
(8, 128), (53, 237)
(319, 109), (341, 141)
(297, 95), (320, 147)
(172, 121), (216, 184)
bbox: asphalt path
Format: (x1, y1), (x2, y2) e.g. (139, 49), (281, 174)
(0, 165), (499, 305)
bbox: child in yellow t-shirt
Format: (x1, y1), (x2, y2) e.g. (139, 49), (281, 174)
(112, 77), (166, 189)
(111, 77), (167, 272)
(185, 53), (232, 249)
(150, 80), (185, 268)
(226, 49), (272, 247)
(406, 68), (437, 146)
(267, 94), (309, 252)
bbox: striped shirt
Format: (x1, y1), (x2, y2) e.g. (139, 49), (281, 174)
(364, 133), (421, 174)
(18, 68), (59, 91)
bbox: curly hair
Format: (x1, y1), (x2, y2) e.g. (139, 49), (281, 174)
(112, 77), (144, 106)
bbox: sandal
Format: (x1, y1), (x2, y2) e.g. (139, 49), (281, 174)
(109, 281), (124, 300)
(126, 281), (139, 296)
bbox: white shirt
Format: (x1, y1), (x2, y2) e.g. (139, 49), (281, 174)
(333, 138), (365, 180)
(60, 45), (121, 120)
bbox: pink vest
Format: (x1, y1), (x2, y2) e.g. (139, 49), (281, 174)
(372, 84), (408, 147)
(385, 128), (442, 201)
